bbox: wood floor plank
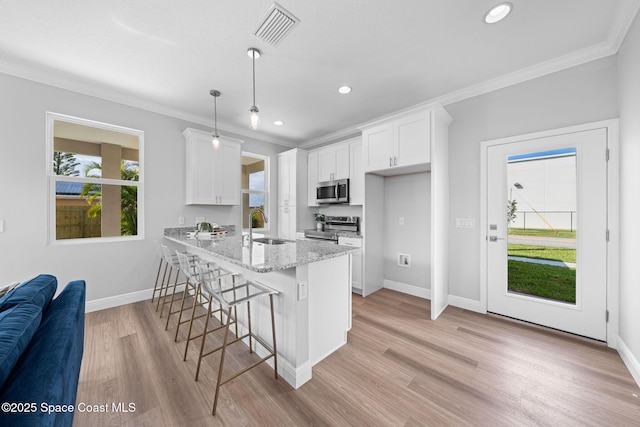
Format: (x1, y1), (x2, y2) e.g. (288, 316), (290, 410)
(74, 289), (640, 426)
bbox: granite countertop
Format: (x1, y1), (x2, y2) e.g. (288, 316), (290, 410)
(164, 227), (359, 273)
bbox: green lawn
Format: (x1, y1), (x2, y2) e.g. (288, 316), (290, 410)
(508, 228), (576, 239)
(508, 260), (576, 303)
(508, 244), (576, 263)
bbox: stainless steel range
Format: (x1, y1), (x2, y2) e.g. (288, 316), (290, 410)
(304, 216), (359, 242)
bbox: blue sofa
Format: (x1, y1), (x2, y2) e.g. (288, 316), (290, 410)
(0, 274), (85, 427)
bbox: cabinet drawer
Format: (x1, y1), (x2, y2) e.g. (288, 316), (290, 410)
(338, 236), (362, 247)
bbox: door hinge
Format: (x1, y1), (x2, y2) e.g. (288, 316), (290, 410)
(606, 229), (610, 242)
(606, 310), (609, 322)
(606, 148), (610, 161)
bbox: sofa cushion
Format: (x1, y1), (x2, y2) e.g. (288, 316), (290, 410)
(0, 303), (42, 388)
(0, 274), (57, 313)
(0, 280), (85, 427)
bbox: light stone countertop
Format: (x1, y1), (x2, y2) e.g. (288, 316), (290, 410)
(164, 227), (359, 273)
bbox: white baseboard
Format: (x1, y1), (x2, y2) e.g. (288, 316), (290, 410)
(448, 294), (485, 313)
(383, 279), (430, 299)
(247, 335), (312, 389)
(617, 336), (640, 388)
(85, 287), (153, 313)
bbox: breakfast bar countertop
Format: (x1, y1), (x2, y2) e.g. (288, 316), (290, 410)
(164, 227), (359, 273)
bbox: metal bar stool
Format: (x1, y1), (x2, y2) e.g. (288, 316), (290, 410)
(191, 263), (240, 379)
(174, 251), (230, 347)
(155, 243), (179, 313)
(195, 262), (279, 416)
(158, 244), (195, 320)
(150, 241), (166, 304)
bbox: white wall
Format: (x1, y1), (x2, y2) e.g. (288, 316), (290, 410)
(0, 73), (287, 302)
(617, 12), (640, 380)
(446, 55), (618, 301)
(383, 173), (431, 290)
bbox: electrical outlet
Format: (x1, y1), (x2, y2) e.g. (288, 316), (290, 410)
(178, 216), (185, 225)
(298, 282), (308, 300)
(195, 216), (204, 225)
(398, 253), (411, 268)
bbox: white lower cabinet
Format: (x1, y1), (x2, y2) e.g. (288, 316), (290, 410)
(338, 236), (363, 292)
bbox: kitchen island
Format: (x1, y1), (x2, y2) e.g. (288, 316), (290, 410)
(164, 227), (358, 388)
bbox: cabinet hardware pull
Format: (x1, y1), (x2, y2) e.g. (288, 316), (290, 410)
(389, 157), (392, 167)
(394, 156), (398, 166)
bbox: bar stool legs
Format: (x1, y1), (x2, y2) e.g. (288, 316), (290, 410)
(150, 256), (164, 304)
(211, 290), (278, 415)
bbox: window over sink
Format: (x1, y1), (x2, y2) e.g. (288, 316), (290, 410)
(242, 152), (269, 231)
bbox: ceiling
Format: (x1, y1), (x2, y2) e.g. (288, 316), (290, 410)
(1, 0), (638, 148)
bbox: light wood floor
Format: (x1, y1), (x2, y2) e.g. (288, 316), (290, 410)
(74, 289), (640, 426)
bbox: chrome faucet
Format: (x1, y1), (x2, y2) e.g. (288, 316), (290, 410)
(248, 208), (268, 246)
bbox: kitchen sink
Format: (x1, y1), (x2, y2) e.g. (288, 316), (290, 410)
(253, 237), (287, 245)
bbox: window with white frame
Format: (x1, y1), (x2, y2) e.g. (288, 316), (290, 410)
(47, 113), (144, 243)
(241, 153), (269, 231)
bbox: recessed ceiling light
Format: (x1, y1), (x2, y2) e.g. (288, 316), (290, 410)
(274, 120), (284, 126)
(484, 2), (512, 24)
(338, 86), (352, 94)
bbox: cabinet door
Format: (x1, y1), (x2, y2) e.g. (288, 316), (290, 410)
(395, 111), (431, 167)
(317, 148), (335, 182)
(186, 133), (216, 204)
(349, 140), (364, 205)
(217, 140), (241, 205)
(308, 151), (319, 206)
(333, 143), (350, 180)
(278, 206), (296, 240)
(278, 153), (291, 206)
(363, 122), (393, 172)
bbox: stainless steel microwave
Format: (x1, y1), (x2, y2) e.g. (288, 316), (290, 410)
(317, 179), (349, 204)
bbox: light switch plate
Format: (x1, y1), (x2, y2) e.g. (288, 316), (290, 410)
(0, 219), (4, 232)
(178, 216), (185, 225)
(456, 218), (476, 229)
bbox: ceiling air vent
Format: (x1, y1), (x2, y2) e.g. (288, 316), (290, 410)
(253, 3), (299, 46)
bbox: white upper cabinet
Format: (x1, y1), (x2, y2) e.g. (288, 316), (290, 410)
(361, 110), (432, 174)
(307, 151), (319, 206)
(349, 138), (364, 205)
(183, 128), (241, 205)
(318, 142), (349, 182)
(278, 150), (297, 207)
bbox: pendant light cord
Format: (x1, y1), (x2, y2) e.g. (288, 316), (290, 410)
(252, 50), (256, 108)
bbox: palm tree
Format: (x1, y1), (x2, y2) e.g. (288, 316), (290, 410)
(80, 161), (139, 235)
(53, 152), (80, 176)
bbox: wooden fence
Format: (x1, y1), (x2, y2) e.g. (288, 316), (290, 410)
(56, 206), (101, 239)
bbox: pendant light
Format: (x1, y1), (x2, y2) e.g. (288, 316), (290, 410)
(210, 89), (221, 150)
(247, 47), (261, 130)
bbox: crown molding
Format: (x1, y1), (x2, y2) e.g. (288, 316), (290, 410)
(303, 40), (620, 148)
(609, 0), (640, 51)
(2, 0), (638, 151)
(0, 59), (296, 149)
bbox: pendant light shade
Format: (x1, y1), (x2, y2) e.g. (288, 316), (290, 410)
(210, 89), (221, 150)
(248, 47), (261, 130)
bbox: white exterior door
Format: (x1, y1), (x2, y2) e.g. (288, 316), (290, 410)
(486, 128), (608, 340)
